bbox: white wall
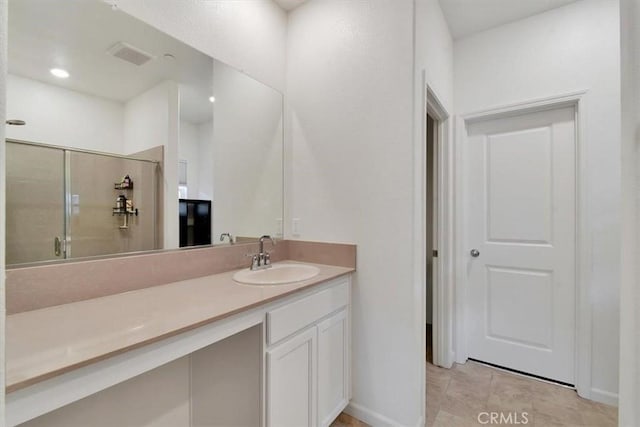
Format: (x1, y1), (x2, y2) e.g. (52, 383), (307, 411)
(197, 121), (214, 201)
(454, 0), (621, 403)
(124, 81), (174, 155)
(416, 0), (454, 113)
(124, 80), (179, 250)
(178, 118), (215, 202)
(287, 1), (420, 425)
(116, 0), (287, 92)
(6, 74), (124, 153)
(178, 119), (200, 199)
(619, 0), (639, 424)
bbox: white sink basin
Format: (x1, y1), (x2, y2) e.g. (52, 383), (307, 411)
(233, 263), (320, 285)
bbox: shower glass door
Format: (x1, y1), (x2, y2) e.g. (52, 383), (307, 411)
(6, 140), (160, 265)
(6, 141), (66, 264)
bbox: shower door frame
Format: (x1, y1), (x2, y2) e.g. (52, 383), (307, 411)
(6, 138), (160, 264)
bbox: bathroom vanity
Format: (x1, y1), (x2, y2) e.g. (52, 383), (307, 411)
(6, 252), (354, 427)
(4, 2), (354, 425)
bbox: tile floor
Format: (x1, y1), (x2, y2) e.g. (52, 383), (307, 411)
(334, 327), (616, 427)
(427, 360), (617, 427)
(330, 412), (371, 427)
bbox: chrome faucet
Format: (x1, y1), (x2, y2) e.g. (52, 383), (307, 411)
(259, 235), (275, 255)
(247, 235), (276, 270)
(219, 233), (234, 244)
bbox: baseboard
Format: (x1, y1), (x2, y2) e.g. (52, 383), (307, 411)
(590, 388), (619, 406)
(345, 402), (405, 427)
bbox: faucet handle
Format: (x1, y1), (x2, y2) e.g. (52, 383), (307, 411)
(244, 253), (259, 270)
(264, 252), (271, 266)
(220, 233), (234, 244)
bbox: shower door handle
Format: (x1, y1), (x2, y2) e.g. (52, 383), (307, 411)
(54, 236), (62, 257)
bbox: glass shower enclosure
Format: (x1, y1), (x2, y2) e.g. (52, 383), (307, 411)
(6, 140), (160, 265)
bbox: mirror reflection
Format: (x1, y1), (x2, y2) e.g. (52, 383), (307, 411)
(5, 0), (283, 266)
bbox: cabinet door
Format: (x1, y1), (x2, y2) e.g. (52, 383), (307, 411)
(267, 327), (317, 427)
(317, 309), (349, 427)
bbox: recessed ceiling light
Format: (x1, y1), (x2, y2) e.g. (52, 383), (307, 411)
(50, 68), (70, 78)
(209, 96), (216, 103)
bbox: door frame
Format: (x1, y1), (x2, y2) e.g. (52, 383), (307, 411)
(415, 81), (456, 426)
(425, 87), (455, 369)
(454, 90), (591, 397)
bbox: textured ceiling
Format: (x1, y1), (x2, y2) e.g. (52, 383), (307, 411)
(9, 0), (214, 123)
(439, 0), (581, 39)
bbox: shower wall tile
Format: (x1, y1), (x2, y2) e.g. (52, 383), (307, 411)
(69, 152), (158, 258)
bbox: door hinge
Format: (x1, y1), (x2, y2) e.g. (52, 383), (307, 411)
(433, 249), (438, 258)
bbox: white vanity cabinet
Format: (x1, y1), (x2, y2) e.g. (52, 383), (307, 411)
(7, 271), (353, 427)
(317, 309), (350, 427)
(267, 327), (318, 427)
(266, 277), (351, 427)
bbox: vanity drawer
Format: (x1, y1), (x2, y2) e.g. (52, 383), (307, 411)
(267, 277), (349, 345)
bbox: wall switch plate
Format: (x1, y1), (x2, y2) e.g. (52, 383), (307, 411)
(292, 218), (301, 236)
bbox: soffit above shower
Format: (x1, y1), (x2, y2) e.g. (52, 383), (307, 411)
(439, 0), (582, 40)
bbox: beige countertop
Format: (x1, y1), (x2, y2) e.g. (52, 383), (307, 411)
(6, 261), (354, 393)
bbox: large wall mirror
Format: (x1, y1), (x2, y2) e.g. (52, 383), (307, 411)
(5, 0), (284, 266)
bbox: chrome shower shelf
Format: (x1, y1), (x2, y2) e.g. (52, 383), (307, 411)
(112, 207), (139, 216)
(114, 182), (134, 190)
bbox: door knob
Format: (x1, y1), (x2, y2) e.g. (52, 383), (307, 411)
(470, 249), (480, 258)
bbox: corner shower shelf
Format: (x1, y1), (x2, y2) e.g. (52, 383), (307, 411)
(113, 175), (137, 230)
(115, 175), (134, 190)
(114, 182), (134, 190)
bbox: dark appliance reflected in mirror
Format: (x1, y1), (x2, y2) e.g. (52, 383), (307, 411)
(179, 199), (212, 248)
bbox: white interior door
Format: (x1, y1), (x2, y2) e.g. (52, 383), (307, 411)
(465, 106), (576, 384)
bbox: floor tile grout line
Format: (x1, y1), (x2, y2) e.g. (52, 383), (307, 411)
(426, 360), (616, 427)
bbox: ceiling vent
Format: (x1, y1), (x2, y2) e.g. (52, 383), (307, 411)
(107, 42), (154, 66)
